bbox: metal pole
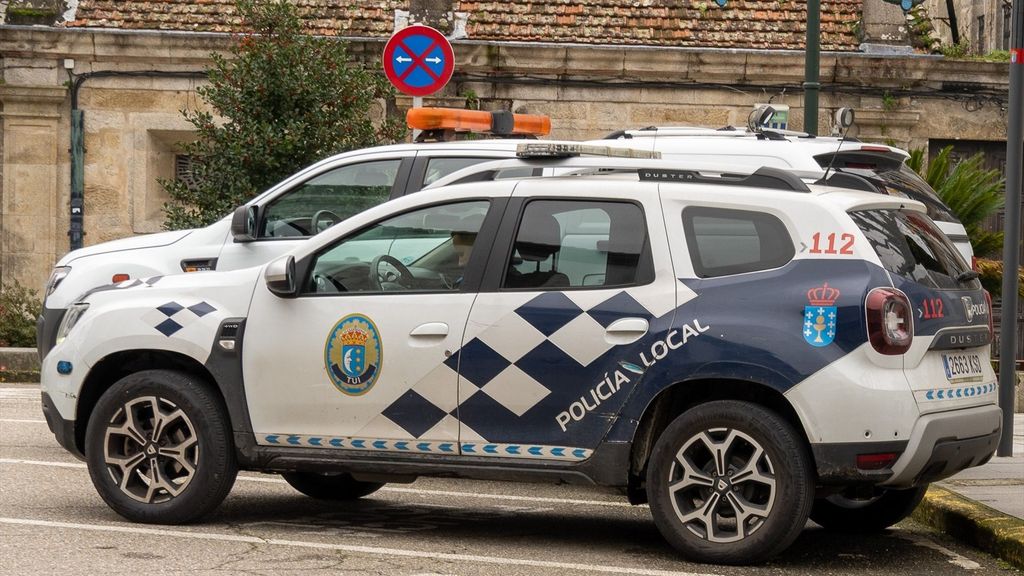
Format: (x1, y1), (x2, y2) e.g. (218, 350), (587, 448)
(803, 0), (821, 135)
(69, 109), (85, 251)
(998, 0), (1024, 457)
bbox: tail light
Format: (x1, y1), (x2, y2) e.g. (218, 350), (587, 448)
(971, 256), (978, 272)
(866, 288), (913, 355)
(984, 290), (994, 339)
(856, 452), (900, 471)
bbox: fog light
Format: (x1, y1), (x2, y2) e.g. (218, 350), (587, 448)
(856, 452), (899, 471)
(56, 361), (73, 375)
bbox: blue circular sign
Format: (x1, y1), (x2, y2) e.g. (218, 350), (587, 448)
(383, 25), (454, 97)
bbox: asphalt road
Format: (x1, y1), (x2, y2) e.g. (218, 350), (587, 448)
(0, 384), (1015, 575)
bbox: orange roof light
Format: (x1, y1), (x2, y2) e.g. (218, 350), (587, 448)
(407, 107), (551, 137)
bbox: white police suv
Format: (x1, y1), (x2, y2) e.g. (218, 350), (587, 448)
(41, 154), (998, 565)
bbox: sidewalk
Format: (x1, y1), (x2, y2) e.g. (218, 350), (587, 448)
(913, 413), (1024, 569)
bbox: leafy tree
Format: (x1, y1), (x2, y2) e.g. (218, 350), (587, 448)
(0, 281), (42, 348)
(162, 0), (405, 229)
(908, 146), (1022, 297)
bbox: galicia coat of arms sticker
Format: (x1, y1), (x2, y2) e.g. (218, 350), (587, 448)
(803, 283), (840, 347)
(325, 314), (383, 395)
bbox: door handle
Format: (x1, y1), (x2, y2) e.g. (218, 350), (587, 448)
(605, 317), (648, 345)
(410, 322), (449, 337)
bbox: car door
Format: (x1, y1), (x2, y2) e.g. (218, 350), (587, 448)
(242, 197), (503, 453)
(453, 180), (680, 461)
(216, 155), (413, 272)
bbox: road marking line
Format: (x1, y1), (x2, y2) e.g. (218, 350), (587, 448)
(896, 531), (982, 570)
(0, 517), (715, 576)
(0, 458), (640, 508)
(0, 418), (46, 424)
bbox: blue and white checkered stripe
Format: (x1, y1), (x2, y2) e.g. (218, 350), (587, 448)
(920, 382), (996, 401)
(263, 434), (592, 462)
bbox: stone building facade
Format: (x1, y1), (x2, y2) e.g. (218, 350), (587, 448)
(0, 1), (1016, 294)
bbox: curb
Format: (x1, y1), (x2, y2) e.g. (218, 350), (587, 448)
(0, 347), (39, 383)
(912, 485), (1024, 569)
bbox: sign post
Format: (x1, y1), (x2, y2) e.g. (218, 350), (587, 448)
(998, 0), (1023, 457)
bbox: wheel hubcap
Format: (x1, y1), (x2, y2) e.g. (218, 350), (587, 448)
(103, 396), (199, 504)
(667, 427), (777, 543)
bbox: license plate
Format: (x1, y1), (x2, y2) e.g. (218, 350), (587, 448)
(942, 353), (984, 383)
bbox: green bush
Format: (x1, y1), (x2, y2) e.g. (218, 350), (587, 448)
(0, 281), (41, 348)
(162, 0), (406, 230)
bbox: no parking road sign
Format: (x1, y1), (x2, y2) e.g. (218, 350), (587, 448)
(383, 25), (454, 97)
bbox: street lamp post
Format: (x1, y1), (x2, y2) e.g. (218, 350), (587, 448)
(804, 0), (821, 135)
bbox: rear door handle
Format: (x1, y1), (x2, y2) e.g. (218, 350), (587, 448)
(410, 322), (449, 337)
(605, 317), (649, 345)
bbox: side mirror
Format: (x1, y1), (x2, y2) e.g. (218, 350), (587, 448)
(231, 205), (258, 242)
(265, 255), (297, 298)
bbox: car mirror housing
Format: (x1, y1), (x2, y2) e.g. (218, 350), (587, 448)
(265, 255), (297, 298)
(231, 205), (258, 242)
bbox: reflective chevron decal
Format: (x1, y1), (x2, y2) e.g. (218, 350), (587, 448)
(260, 434), (592, 462)
(921, 382), (997, 401)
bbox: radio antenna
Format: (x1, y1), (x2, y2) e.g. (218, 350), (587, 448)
(823, 107), (856, 182)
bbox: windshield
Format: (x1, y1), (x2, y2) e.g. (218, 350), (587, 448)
(850, 209), (977, 291)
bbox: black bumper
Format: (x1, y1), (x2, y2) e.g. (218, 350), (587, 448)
(36, 307), (66, 361)
(40, 392), (83, 460)
(913, 429), (999, 484)
(812, 440), (908, 485)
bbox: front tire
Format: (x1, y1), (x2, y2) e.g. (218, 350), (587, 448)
(810, 486), (927, 532)
(85, 369), (237, 524)
(281, 472), (384, 500)
(646, 401), (814, 565)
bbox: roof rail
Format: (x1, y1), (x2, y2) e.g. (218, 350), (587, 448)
(637, 166), (810, 193)
(424, 156), (818, 194)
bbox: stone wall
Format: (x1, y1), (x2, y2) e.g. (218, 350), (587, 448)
(0, 25), (1013, 292)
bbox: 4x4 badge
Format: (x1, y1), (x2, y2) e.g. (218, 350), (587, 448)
(804, 283), (840, 347)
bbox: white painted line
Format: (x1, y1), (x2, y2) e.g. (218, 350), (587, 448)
(0, 458), (85, 469)
(0, 458), (641, 508)
(897, 532), (982, 570)
(0, 517), (717, 576)
(0, 418), (46, 424)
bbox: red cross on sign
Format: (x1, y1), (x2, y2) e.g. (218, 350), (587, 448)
(382, 25), (455, 97)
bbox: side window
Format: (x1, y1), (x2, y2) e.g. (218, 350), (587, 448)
(502, 200), (650, 290)
(683, 207), (794, 278)
(422, 157), (538, 187)
(304, 201), (489, 294)
(261, 159), (401, 238)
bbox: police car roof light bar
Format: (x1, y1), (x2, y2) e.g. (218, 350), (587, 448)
(406, 107), (551, 137)
(516, 143), (662, 159)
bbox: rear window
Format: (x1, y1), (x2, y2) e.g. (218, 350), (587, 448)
(850, 209), (977, 290)
(840, 166), (958, 223)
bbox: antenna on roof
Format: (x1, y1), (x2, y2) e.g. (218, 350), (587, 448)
(822, 107), (856, 182)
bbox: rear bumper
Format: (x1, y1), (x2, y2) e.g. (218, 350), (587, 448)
(881, 404), (1001, 488)
(40, 391), (83, 460)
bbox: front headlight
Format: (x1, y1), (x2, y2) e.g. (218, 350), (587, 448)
(55, 303), (89, 345)
(45, 266), (72, 297)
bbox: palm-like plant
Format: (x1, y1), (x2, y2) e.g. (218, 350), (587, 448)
(907, 146), (1022, 297)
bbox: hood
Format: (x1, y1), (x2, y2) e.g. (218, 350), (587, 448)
(59, 230), (193, 265)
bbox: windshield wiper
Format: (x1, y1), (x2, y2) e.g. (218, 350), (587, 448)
(957, 270), (980, 283)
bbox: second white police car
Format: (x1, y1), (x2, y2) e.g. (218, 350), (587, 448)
(40, 154), (1000, 564)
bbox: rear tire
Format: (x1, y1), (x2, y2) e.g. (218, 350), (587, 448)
(84, 369), (237, 524)
(646, 400), (814, 565)
(810, 486), (927, 532)
(281, 472), (384, 500)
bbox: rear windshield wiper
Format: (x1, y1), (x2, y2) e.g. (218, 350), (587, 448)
(957, 270), (980, 283)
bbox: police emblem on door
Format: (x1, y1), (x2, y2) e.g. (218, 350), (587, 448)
(803, 283), (840, 347)
(325, 314), (382, 395)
